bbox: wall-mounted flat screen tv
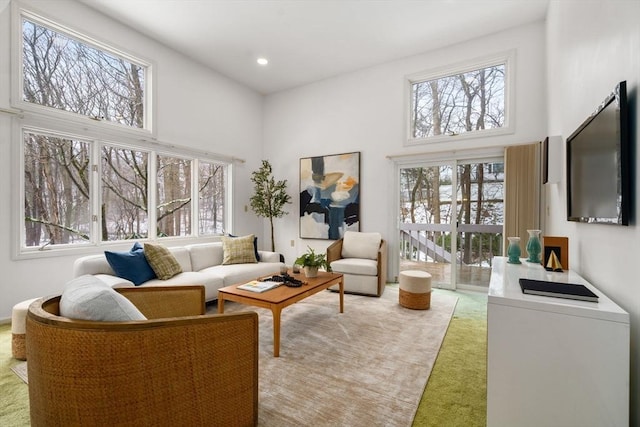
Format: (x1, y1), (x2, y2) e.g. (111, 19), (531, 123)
(566, 81), (630, 225)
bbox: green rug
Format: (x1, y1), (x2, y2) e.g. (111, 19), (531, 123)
(413, 289), (487, 426)
(0, 288), (486, 426)
(0, 324), (30, 426)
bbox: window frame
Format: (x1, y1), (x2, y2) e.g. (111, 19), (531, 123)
(405, 50), (516, 146)
(13, 124), (233, 259)
(9, 7), (232, 260)
(11, 5), (155, 138)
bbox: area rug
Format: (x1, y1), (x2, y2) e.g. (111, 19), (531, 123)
(10, 362), (28, 384)
(219, 287), (458, 426)
(10, 288), (457, 426)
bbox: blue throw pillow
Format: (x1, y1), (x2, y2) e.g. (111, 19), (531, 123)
(105, 242), (156, 286)
(229, 234), (260, 261)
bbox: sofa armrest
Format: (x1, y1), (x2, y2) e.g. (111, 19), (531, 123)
(116, 286), (206, 318)
(326, 239), (343, 266)
(258, 250), (283, 263)
(95, 274), (135, 288)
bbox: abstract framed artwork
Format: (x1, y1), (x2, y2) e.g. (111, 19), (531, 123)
(299, 151), (360, 240)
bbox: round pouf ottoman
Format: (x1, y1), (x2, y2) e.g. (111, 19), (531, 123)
(399, 270), (432, 310)
(11, 298), (38, 360)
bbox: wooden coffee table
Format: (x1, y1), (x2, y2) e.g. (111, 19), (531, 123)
(217, 270), (344, 357)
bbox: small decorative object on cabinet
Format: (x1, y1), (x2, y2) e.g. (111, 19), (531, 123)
(526, 229), (542, 263)
(542, 236), (569, 271)
(506, 237), (521, 264)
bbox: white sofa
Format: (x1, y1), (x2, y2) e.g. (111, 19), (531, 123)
(73, 242), (285, 301)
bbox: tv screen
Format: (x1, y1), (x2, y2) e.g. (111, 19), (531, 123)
(566, 81), (629, 225)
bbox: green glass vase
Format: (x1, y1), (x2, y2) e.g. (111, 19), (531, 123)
(526, 229), (542, 263)
(507, 237), (521, 264)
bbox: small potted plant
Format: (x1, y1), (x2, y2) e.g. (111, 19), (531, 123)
(294, 246), (329, 278)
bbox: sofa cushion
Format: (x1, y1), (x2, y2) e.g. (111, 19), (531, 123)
(141, 271), (224, 301)
(104, 242), (156, 286)
(201, 262), (285, 287)
(144, 243), (183, 280)
(60, 275), (146, 321)
(330, 258), (378, 276)
(168, 247), (193, 272)
(186, 242), (224, 271)
(221, 235), (258, 265)
(341, 231), (382, 260)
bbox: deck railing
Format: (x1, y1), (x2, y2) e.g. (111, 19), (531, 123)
(399, 223), (503, 267)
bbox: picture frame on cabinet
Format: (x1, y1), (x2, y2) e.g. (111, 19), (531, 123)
(542, 236), (569, 271)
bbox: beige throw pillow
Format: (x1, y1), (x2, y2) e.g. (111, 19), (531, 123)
(222, 234), (258, 265)
(144, 243), (182, 280)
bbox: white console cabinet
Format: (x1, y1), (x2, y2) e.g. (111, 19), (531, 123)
(487, 257), (629, 427)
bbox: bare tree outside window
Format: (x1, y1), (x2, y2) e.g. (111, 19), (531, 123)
(199, 162), (226, 235)
(18, 13), (230, 251)
(157, 156), (192, 237)
(22, 18), (145, 128)
(411, 64), (505, 139)
(101, 146), (149, 241)
(23, 132), (91, 247)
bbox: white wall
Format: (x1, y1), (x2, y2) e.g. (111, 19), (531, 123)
(0, 0), (264, 319)
(263, 21), (547, 276)
(545, 1), (640, 424)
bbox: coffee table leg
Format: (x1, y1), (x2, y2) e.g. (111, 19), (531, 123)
(272, 305), (282, 357)
(218, 296), (225, 314)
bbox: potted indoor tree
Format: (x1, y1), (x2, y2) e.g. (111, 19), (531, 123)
(249, 160), (292, 252)
(294, 246), (329, 278)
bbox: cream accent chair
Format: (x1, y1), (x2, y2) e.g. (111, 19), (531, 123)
(326, 231), (387, 297)
(26, 286), (258, 427)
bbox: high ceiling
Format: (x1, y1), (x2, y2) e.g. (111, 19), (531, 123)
(78, 0), (549, 95)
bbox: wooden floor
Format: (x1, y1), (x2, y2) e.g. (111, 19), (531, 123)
(400, 260), (492, 288)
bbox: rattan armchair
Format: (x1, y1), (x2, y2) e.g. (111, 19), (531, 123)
(26, 286), (258, 427)
(326, 231), (387, 297)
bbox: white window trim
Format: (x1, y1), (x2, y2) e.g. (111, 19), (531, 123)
(11, 3), (156, 138)
(8, 3), (238, 260)
(404, 50), (516, 146)
(12, 123), (236, 260)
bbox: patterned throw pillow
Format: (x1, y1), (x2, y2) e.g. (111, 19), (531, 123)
(143, 243), (182, 280)
(229, 233), (260, 261)
(222, 234), (258, 265)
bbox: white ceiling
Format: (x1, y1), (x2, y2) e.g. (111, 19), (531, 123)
(78, 0), (549, 95)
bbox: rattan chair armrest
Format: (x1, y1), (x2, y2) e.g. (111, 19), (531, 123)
(377, 239), (388, 294)
(116, 285), (206, 318)
(326, 238), (343, 265)
(26, 307), (259, 427)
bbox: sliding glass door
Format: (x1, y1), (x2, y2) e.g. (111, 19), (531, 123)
(398, 157), (504, 290)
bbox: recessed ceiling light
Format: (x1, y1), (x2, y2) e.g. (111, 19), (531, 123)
(257, 57), (269, 66)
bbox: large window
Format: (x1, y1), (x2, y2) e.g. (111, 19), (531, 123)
(21, 128), (229, 251)
(407, 52), (513, 144)
(17, 10), (151, 133)
(14, 10), (230, 256)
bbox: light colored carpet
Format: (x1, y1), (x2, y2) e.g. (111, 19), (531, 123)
(219, 287), (458, 426)
(6, 287), (457, 426)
